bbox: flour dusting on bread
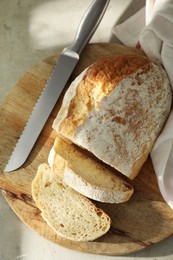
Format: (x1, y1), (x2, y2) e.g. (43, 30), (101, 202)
(53, 55), (172, 179)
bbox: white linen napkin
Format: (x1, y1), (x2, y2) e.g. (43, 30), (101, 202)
(112, 0), (173, 209)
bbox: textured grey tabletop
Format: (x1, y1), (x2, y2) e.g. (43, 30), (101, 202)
(1, 1), (173, 259)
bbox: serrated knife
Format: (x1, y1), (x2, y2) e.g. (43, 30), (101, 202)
(4, 0), (110, 172)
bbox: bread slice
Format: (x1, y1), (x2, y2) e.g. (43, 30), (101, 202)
(32, 163), (111, 242)
(52, 54), (172, 179)
(48, 136), (134, 203)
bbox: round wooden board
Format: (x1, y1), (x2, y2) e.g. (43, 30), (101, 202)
(1, 43), (173, 256)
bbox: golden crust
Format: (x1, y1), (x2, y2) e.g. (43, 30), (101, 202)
(54, 54), (172, 179)
(58, 55), (150, 137)
(87, 55), (150, 89)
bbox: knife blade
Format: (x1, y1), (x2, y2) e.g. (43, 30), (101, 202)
(4, 0), (110, 172)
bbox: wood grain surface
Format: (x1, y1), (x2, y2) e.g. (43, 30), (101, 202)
(1, 43), (173, 256)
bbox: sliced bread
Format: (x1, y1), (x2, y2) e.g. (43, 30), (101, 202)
(48, 136), (134, 203)
(32, 163), (111, 241)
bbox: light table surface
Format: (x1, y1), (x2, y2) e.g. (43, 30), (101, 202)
(1, 1), (173, 259)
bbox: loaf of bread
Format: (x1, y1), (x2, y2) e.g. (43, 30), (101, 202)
(32, 163), (111, 241)
(48, 136), (134, 203)
(53, 54), (172, 179)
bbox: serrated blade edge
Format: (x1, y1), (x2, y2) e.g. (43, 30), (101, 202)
(4, 51), (79, 172)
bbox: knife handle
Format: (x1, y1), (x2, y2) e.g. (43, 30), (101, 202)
(67, 0), (110, 55)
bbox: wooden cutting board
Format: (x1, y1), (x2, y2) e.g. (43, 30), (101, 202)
(1, 43), (173, 256)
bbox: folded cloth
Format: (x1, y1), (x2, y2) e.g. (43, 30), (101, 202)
(112, 7), (146, 48)
(112, 0), (173, 209)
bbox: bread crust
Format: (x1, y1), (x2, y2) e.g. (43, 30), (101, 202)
(53, 54), (172, 179)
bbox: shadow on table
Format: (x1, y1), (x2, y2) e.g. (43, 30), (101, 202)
(0, 192), (24, 259)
